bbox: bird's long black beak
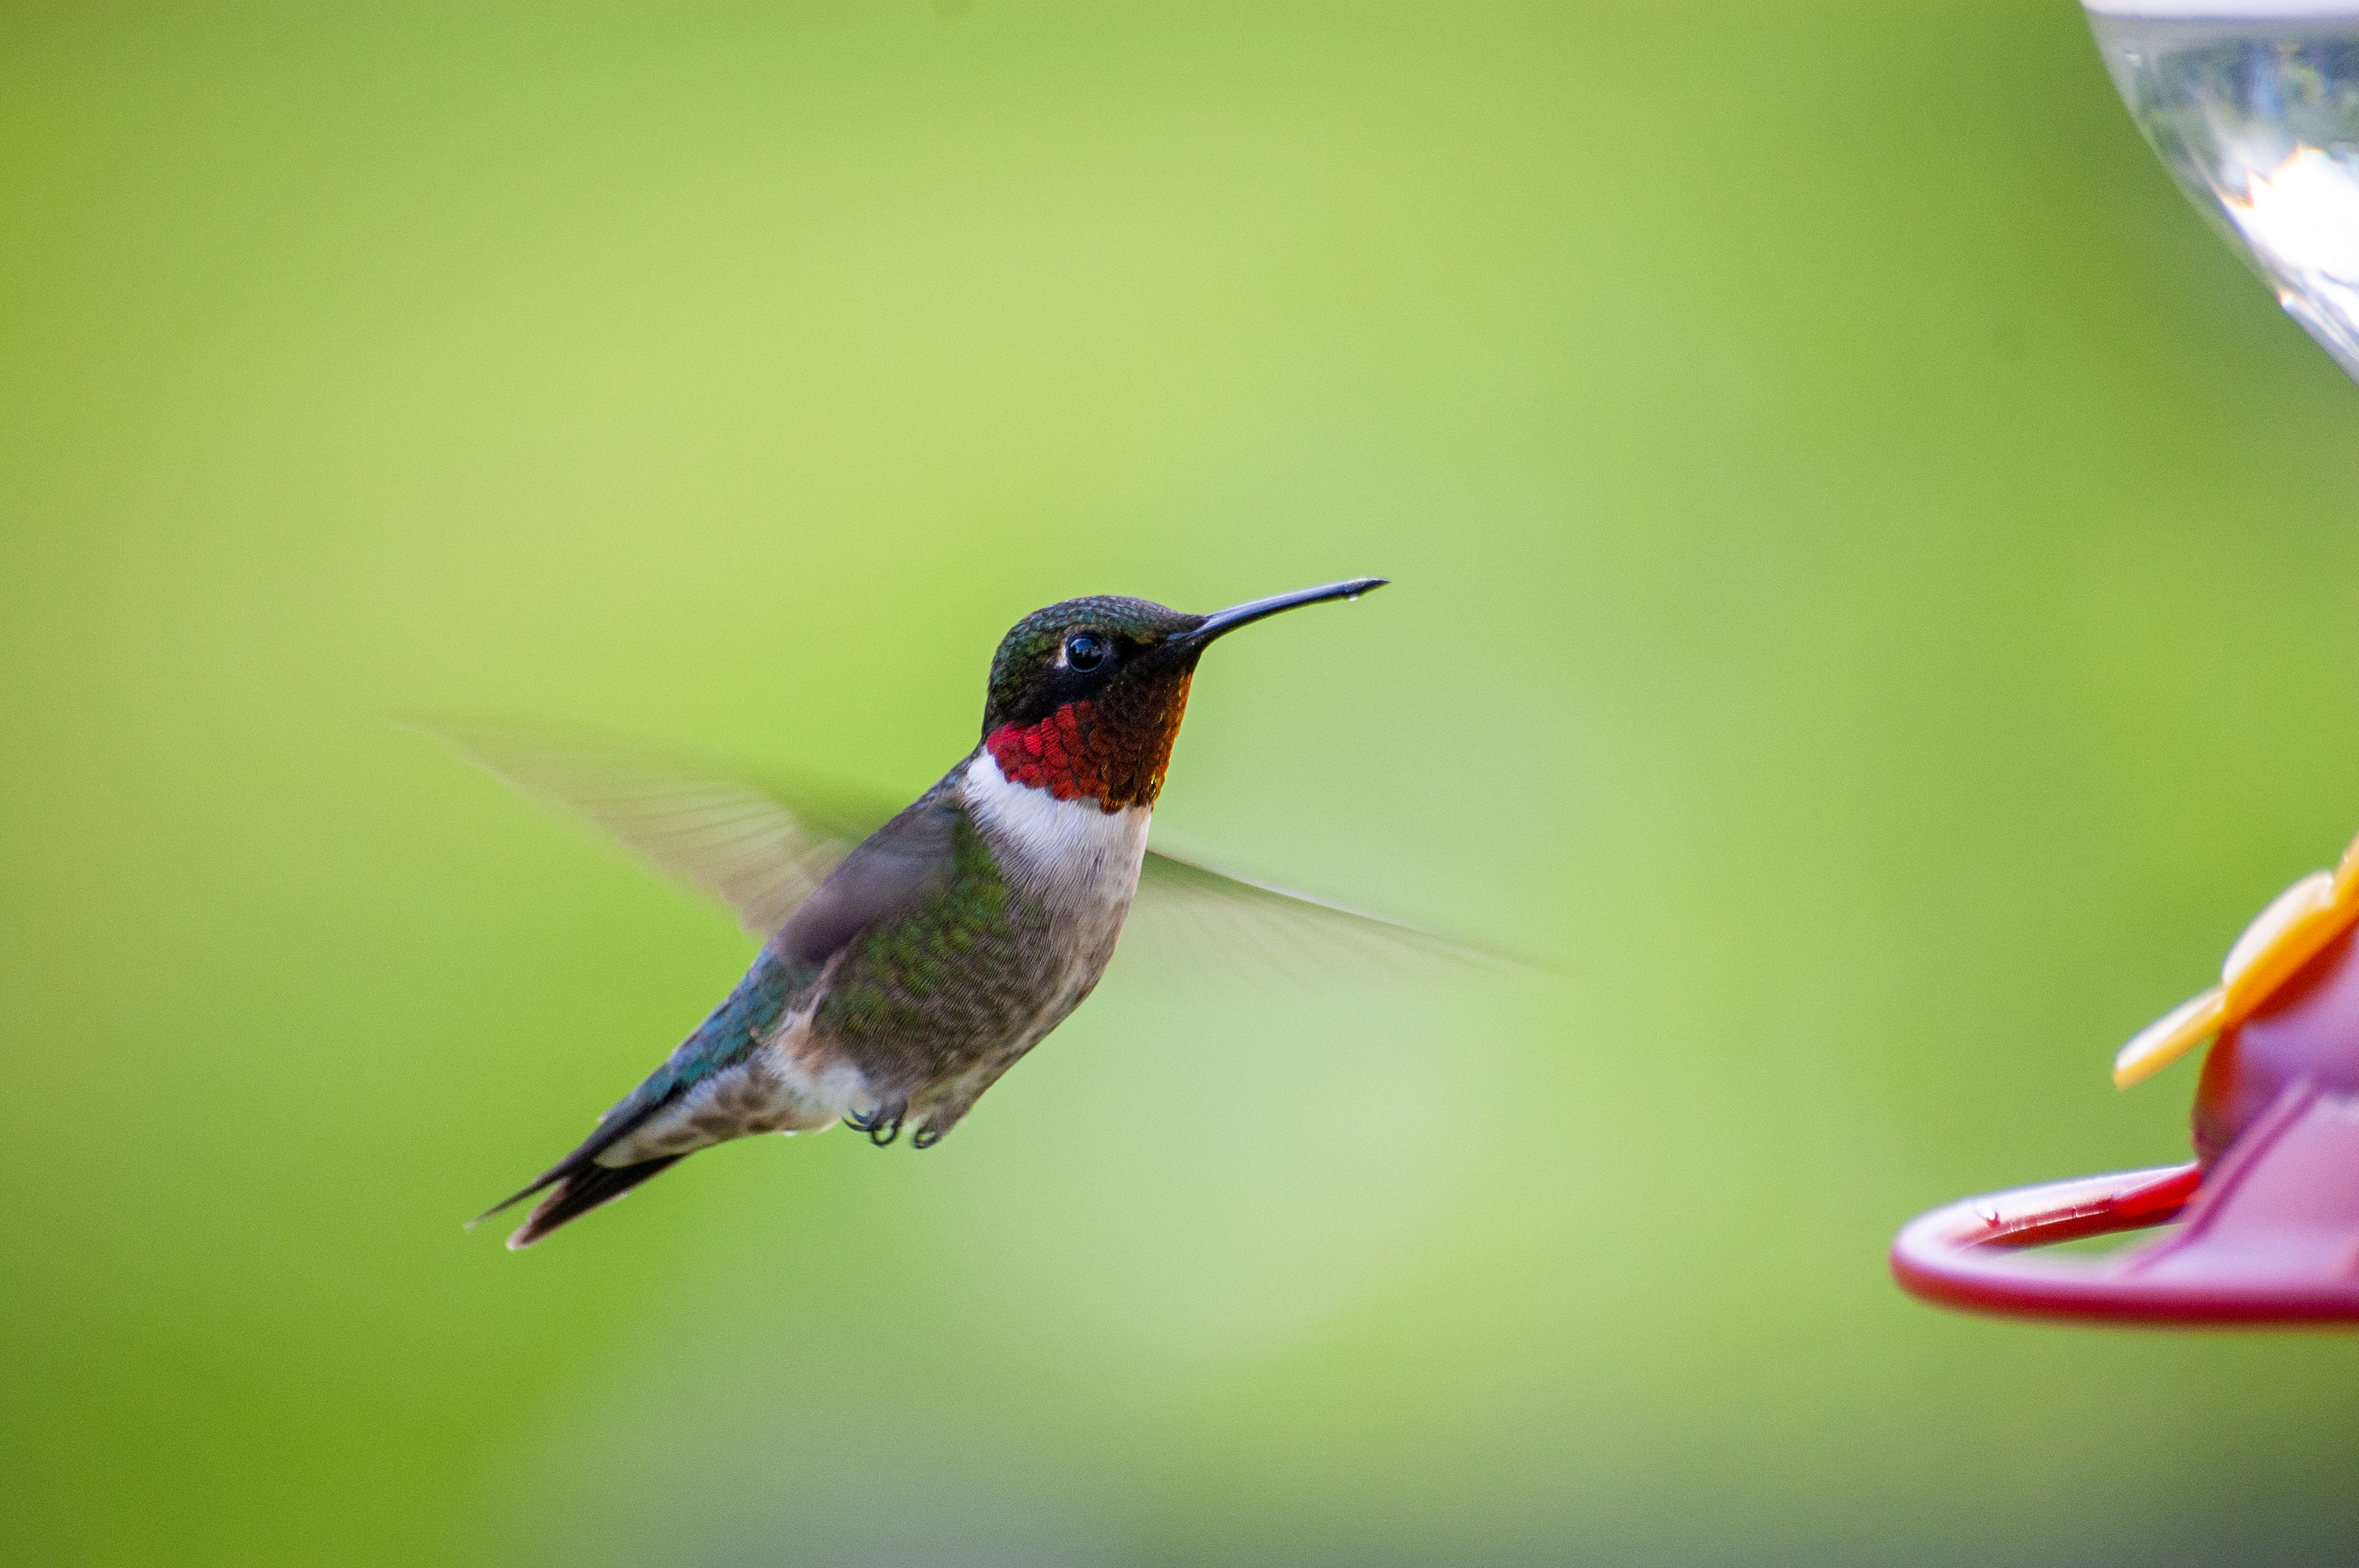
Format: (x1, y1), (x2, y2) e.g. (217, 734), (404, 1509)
(1178, 578), (1388, 648)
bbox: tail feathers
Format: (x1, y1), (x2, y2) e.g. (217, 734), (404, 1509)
(474, 1156), (685, 1250)
(466, 1095), (674, 1246)
(467, 1160), (574, 1232)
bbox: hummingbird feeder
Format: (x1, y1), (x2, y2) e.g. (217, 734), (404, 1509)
(1891, 829), (2359, 1325)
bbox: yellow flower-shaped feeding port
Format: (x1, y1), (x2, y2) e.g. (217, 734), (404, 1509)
(1892, 823), (2359, 1324)
(2113, 828), (2359, 1089)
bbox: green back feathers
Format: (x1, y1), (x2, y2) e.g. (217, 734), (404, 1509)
(818, 818), (1042, 1037)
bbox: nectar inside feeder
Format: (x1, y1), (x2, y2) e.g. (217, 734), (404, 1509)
(1891, 830), (2359, 1325)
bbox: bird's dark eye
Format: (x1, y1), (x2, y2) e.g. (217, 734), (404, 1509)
(1066, 633), (1108, 672)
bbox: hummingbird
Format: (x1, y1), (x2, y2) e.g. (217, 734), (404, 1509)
(449, 578), (1452, 1248)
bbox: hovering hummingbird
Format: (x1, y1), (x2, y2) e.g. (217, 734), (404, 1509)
(449, 578), (1455, 1248)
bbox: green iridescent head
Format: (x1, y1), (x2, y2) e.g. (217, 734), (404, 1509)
(977, 579), (1389, 739)
(980, 596), (1204, 738)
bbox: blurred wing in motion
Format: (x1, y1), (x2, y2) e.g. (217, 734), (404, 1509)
(415, 723), (898, 938)
(417, 722), (1513, 973)
(1129, 830), (1519, 979)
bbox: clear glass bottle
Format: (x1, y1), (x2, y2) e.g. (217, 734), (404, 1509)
(2085, 1), (2359, 380)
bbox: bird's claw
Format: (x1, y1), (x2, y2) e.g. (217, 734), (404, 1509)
(846, 1102), (907, 1146)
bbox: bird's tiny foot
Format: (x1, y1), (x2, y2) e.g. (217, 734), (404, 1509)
(847, 1101), (907, 1146)
(911, 1125), (947, 1150)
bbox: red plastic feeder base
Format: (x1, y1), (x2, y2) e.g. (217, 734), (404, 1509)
(1892, 1080), (2359, 1325)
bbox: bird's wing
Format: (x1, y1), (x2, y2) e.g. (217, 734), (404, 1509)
(417, 722), (1507, 971)
(415, 722), (899, 938)
(1129, 831), (1518, 976)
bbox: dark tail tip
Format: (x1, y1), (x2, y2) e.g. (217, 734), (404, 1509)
(502, 1156), (684, 1250)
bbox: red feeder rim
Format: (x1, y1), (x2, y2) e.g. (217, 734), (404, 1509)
(1891, 1080), (2359, 1325)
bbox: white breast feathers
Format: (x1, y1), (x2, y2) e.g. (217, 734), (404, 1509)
(962, 750), (1152, 909)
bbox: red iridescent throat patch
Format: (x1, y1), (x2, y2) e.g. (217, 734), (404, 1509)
(985, 675), (1192, 811)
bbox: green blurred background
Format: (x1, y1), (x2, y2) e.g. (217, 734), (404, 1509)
(5, 2), (2358, 1563)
